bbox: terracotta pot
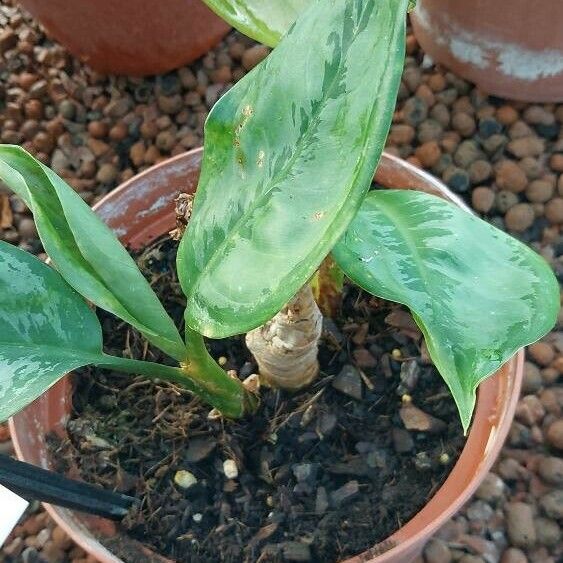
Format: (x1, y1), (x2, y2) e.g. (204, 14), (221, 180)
(10, 148), (523, 563)
(410, 0), (563, 102)
(16, 0), (230, 76)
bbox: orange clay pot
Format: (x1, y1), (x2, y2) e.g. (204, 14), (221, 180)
(410, 0), (563, 102)
(16, 0), (230, 76)
(10, 148), (524, 562)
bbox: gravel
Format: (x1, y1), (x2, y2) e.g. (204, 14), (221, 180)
(0, 2), (561, 563)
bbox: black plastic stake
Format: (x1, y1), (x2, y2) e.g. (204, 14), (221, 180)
(0, 454), (136, 520)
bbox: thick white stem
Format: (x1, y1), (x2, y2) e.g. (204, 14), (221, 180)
(246, 284), (322, 390)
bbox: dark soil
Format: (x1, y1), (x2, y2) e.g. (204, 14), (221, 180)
(48, 236), (465, 563)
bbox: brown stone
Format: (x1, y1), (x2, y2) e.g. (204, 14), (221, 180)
(505, 203), (534, 232)
(242, 45), (270, 71)
(495, 160), (528, 193)
(496, 105), (519, 126)
(507, 136), (545, 158)
(545, 197), (563, 223)
(415, 141), (441, 168)
(471, 187), (495, 213)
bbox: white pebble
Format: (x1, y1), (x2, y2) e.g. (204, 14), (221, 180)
(223, 459), (239, 479)
(174, 470), (197, 489)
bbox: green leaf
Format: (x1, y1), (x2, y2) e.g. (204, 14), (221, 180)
(201, 0), (311, 46)
(178, 0), (409, 338)
(0, 241), (106, 422)
(0, 146), (185, 361)
(333, 190), (559, 433)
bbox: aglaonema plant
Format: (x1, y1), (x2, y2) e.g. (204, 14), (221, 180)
(0, 0), (559, 435)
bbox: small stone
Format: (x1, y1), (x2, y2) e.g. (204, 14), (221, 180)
(526, 179), (554, 203)
(104, 98), (131, 118)
(4, 537), (24, 558)
(549, 153), (563, 172)
(0, 29), (17, 53)
(500, 548), (527, 563)
(402, 97), (428, 126)
(155, 130), (175, 152)
(174, 470), (197, 489)
(424, 538), (452, 563)
(389, 124), (415, 145)
(443, 166), (470, 193)
(317, 412), (337, 436)
(95, 163), (118, 184)
(452, 112), (476, 137)
(332, 365), (363, 400)
(330, 480), (359, 506)
(515, 395), (546, 426)
(538, 456), (563, 485)
(292, 463), (316, 483)
(468, 160), (492, 184)
(454, 140), (482, 168)
(483, 133), (508, 156)
(523, 105), (554, 126)
(507, 136), (545, 158)
(415, 141), (441, 167)
(242, 45), (270, 70)
(157, 94), (183, 115)
(400, 360), (420, 391)
(315, 487), (329, 515)
(20, 547), (42, 563)
(185, 437), (216, 463)
(223, 459), (238, 479)
(466, 500), (494, 522)
(399, 404), (446, 433)
(528, 342), (555, 366)
(496, 106), (519, 126)
(545, 197), (563, 223)
(505, 203), (535, 232)
(505, 502), (536, 547)
(281, 541), (311, 562)
(417, 119), (444, 143)
(392, 427), (414, 453)
(539, 490), (563, 519)
(353, 348), (376, 368)
(472, 187), (495, 213)
(509, 121), (535, 139)
(18, 218), (37, 239)
(475, 472), (505, 502)
(534, 517), (560, 547)
(51, 527), (72, 550)
(478, 116), (502, 138)
(495, 160), (528, 193)
(520, 157), (543, 180)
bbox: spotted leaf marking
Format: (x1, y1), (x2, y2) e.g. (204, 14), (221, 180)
(178, 0), (410, 338)
(0, 242), (105, 421)
(0, 146), (185, 361)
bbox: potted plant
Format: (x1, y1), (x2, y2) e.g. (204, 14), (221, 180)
(15, 0), (230, 76)
(409, 0), (563, 102)
(1, 0), (558, 561)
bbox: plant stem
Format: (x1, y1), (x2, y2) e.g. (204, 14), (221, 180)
(246, 284), (323, 390)
(98, 337), (257, 418)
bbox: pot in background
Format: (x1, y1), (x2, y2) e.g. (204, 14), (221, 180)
(10, 148), (523, 563)
(16, 0), (230, 76)
(410, 0), (563, 102)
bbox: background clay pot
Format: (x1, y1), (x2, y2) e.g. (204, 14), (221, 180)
(16, 0), (230, 76)
(410, 0), (563, 102)
(10, 148), (523, 563)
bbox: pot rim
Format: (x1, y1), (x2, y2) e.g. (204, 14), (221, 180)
(9, 148), (523, 563)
